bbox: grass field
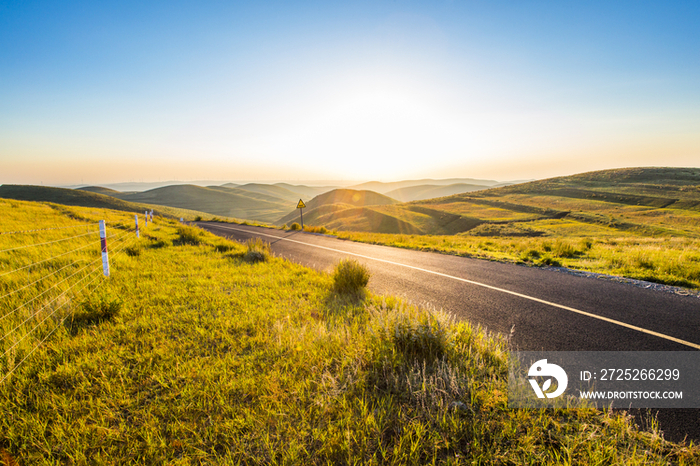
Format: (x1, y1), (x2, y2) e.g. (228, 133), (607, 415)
(0, 198), (698, 464)
(336, 230), (700, 290)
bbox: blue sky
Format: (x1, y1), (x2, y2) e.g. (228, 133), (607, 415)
(1, 1), (699, 185)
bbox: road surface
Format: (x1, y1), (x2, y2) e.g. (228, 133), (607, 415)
(197, 221), (700, 442)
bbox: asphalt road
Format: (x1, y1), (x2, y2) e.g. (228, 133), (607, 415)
(197, 221), (700, 442)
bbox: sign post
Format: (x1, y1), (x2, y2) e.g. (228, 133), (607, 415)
(99, 220), (110, 277)
(296, 199), (306, 230)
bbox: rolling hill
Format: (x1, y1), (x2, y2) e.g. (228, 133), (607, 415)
(275, 167), (700, 238)
(77, 186), (127, 196)
(349, 177), (501, 194)
(271, 183), (340, 199)
(0, 184), (209, 220)
(431, 167), (700, 235)
(16, 169), (694, 238)
(115, 185), (292, 223)
(330, 167), (700, 291)
(72, 179), (514, 225)
(85, 182), (342, 222)
(229, 183), (302, 203)
(276, 189), (399, 227)
(385, 183), (492, 202)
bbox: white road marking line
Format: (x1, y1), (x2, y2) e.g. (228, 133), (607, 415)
(207, 223), (700, 350)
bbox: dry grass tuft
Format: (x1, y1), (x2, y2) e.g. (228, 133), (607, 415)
(332, 259), (370, 294)
(243, 237), (271, 263)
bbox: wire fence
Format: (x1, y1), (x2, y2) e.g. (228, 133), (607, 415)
(0, 220), (140, 384)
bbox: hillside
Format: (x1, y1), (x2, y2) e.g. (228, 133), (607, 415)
(304, 188), (399, 209)
(276, 189), (399, 226)
(293, 167), (700, 236)
(0, 184), (207, 220)
(232, 183), (302, 203)
(77, 186), (126, 196)
(385, 183), (491, 202)
(78, 182), (341, 223)
(427, 166), (700, 235)
(349, 177), (501, 194)
(69, 179), (527, 227)
(273, 183), (339, 199)
(483, 167), (700, 203)
(204, 185), (294, 206)
(116, 184), (291, 223)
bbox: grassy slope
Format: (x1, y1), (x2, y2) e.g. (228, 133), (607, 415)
(117, 184), (290, 223)
(77, 186), (125, 196)
(306, 189), (399, 209)
(205, 185), (293, 205)
(277, 189), (399, 225)
(300, 167), (700, 235)
(220, 183), (336, 200)
(0, 184), (210, 221)
(233, 183), (303, 203)
(318, 206), (423, 234)
(1, 198), (697, 464)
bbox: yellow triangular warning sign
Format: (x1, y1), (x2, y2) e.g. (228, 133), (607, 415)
(296, 199), (306, 209)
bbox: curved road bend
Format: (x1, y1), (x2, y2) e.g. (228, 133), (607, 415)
(197, 222), (700, 442)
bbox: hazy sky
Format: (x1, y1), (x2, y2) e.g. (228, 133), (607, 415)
(2, 1), (699, 185)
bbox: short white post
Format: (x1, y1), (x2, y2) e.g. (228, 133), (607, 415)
(144, 210), (148, 228)
(150, 209), (154, 222)
(135, 214), (140, 238)
(99, 220), (110, 277)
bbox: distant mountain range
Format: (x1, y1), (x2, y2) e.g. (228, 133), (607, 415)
(347, 178), (500, 192)
(62, 180), (363, 192)
(2, 168), (698, 239)
(72, 177), (515, 223)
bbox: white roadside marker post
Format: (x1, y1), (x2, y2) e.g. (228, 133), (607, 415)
(99, 220), (110, 277)
(135, 214), (140, 238)
(145, 210), (148, 228)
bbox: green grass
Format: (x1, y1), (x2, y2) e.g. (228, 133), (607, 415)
(336, 231), (700, 289)
(0, 199), (698, 464)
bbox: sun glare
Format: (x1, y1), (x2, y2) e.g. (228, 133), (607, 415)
(254, 78), (480, 180)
